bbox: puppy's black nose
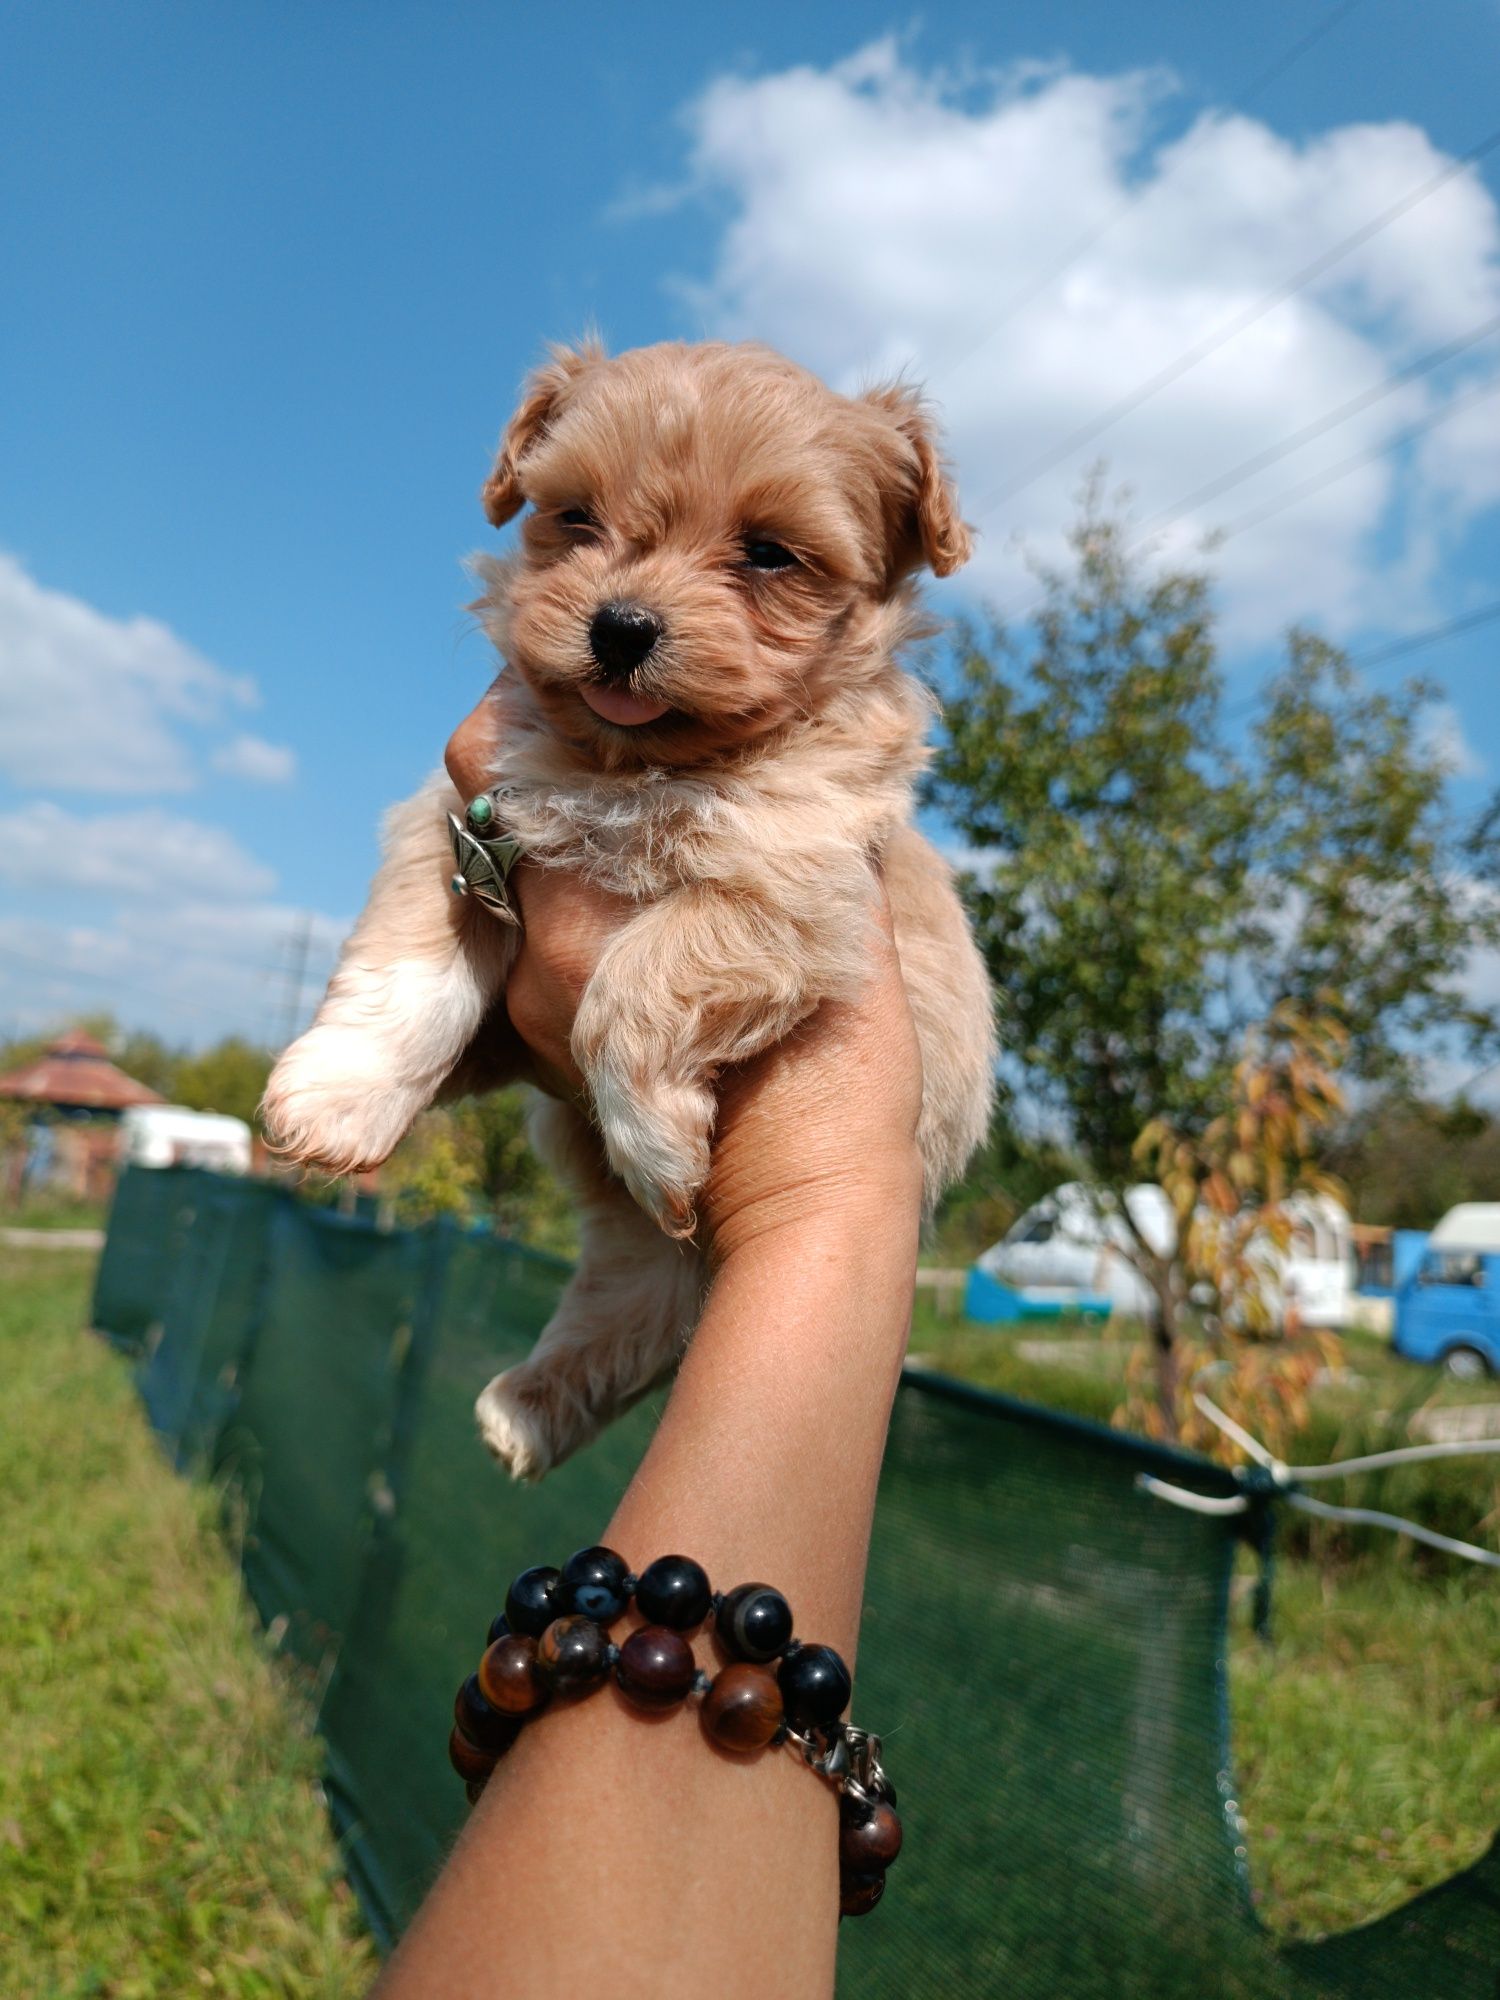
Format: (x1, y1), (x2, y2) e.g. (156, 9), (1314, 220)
(589, 601), (662, 682)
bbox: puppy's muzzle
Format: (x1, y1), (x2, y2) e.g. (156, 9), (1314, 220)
(589, 600), (663, 683)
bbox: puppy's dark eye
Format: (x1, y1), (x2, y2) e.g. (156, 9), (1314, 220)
(743, 538), (798, 571)
(559, 507), (596, 529)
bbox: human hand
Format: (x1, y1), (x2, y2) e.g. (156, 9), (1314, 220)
(444, 684), (924, 1258)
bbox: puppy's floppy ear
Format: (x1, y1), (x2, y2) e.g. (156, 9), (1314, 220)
(481, 340), (602, 527)
(862, 381), (973, 579)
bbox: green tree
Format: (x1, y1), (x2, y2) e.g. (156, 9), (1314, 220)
(172, 1039), (274, 1128)
(1325, 1093), (1500, 1228)
(382, 1113), (481, 1224)
(1131, 998), (1347, 1448)
(930, 1090), (1077, 1262)
(926, 492), (1500, 1425)
(450, 1089), (576, 1254)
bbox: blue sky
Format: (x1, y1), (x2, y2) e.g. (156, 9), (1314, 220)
(3, 2), (1499, 1052)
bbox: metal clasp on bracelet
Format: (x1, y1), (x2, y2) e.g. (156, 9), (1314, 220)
(785, 1722), (892, 1808)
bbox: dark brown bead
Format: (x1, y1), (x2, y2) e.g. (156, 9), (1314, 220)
(454, 1673), (523, 1756)
(839, 1870), (886, 1918)
(700, 1663), (783, 1753)
(537, 1614), (612, 1694)
(448, 1724), (497, 1785)
(839, 1801), (903, 1873)
(614, 1624), (696, 1708)
(477, 1633), (548, 1716)
(465, 1776), (489, 1807)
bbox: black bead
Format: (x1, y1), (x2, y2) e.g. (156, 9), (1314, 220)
(777, 1643), (852, 1727)
(454, 1673), (523, 1756)
(504, 1565), (563, 1638)
(715, 1582), (794, 1664)
(486, 1611), (511, 1648)
(537, 1614), (613, 1694)
(560, 1544), (632, 1624)
(634, 1554), (712, 1631)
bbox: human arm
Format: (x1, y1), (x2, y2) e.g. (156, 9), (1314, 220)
(371, 696), (923, 1998)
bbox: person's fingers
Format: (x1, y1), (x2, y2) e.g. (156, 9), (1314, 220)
(504, 865), (636, 1090)
(702, 900), (924, 1261)
(445, 681), (502, 800)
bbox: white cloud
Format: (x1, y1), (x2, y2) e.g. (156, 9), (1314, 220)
(0, 552), (257, 794)
(0, 902), (347, 1049)
(1421, 702), (1487, 780)
(0, 801), (277, 902)
(0, 560), (337, 1048)
(671, 42), (1500, 648)
(212, 733), (297, 785)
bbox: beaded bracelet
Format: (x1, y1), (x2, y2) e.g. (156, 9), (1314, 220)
(447, 1546), (902, 1919)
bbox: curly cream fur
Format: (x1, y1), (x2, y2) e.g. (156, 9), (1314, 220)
(263, 339), (996, 1479)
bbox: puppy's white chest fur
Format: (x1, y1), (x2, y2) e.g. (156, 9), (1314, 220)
(488, 675), (933, 903)
(491, 745), (732, 901)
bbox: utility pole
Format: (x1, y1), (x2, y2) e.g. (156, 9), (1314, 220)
(278, 914), (313, 1051)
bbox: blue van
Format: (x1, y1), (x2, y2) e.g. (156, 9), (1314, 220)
(1394, 1204), (1500, 1380)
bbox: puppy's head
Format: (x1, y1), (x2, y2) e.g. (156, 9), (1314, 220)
(475, 340), (970, 767)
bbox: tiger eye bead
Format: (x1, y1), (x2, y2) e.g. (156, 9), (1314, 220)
(777, 1643), (852, 1728)
(560, 1544), (632, 1624)
(614, 1624), (697, 1708)
(454, 1672), (524, 1755)
(504, 1565), (563, 1638)
(839, 1870), (886, 1918)
(448, 1724), (497, 1785)
(478, 1632), (548, 1715)
(537, 1614), (612, 1694)
(700, 1663), (784, 1753)
(839, 1801), (903, 1873)
(715, 1582), (794, 1664)
(634, 1554), (712, 1631)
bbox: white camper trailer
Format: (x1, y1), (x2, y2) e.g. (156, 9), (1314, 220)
(966, 1182), (1356, 1329)
(119, 1104), (253, 1176)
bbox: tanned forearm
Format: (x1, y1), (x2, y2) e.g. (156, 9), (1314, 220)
(376, 1170), (920, 2000)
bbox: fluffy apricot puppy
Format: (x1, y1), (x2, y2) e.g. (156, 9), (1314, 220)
(262, 339), (996, 1479)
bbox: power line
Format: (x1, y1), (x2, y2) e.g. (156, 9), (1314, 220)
(1223, 0), (1367, 106)
(969, 118), (1500, 516)
(0, 941), (224, 1024)
(980, 336), (1500, 640)
(932, 0), (1367, 386)
(1219, 598), (1500, 727)
(1136, 307), (1500, 537)
(1215, 369), (1500, 541)
(1343, 598), (1500, 672)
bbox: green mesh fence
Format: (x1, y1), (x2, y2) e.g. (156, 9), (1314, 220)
(137, 1174), (277, 1467)
(92, 1166), (1499, 1996)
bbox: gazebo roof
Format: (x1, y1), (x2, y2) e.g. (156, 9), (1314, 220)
(0, 1030), (166, 1111)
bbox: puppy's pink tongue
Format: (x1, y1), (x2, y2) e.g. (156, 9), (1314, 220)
(580, 683), (671, 727)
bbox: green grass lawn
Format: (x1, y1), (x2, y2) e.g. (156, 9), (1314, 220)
(1233, 1560), (1499, 1937)
(0, 1194), (108, 1233)
(1, 1248), (1495, 1985)
(916, 1297), (1500, 1938)
(0, 1246), (377, 1998)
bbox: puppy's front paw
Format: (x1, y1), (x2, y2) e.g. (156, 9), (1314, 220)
(476, 1363), (593, 1482)
(591, 1070), (713, 1239)
(261, 1026), (430, 1175)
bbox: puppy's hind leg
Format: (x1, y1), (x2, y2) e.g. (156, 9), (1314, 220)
(476, 1098), (707, 1480)
(262, 775), (517, 1175)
